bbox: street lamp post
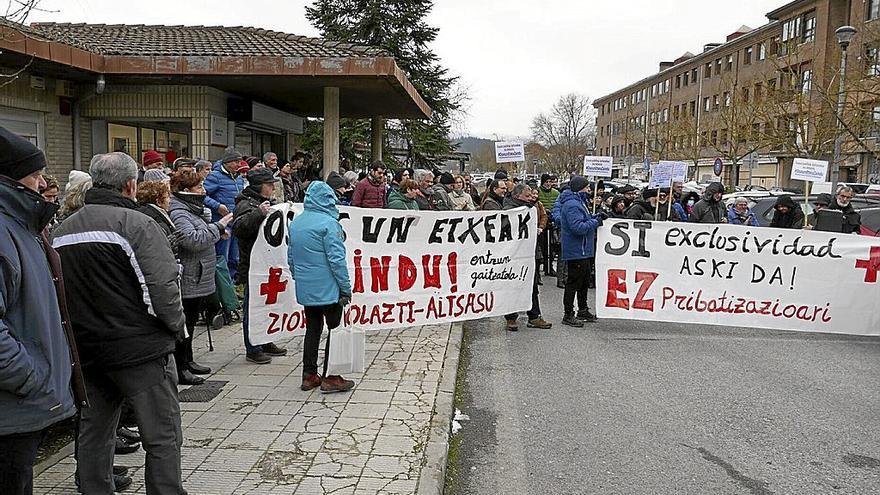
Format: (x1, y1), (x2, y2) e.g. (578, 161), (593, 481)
(831, 25), (857, 193)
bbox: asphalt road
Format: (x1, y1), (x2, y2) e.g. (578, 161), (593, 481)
(446, 281), (880, 495)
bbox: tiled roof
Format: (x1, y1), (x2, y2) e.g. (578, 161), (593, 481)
(27, 22), (388, 58)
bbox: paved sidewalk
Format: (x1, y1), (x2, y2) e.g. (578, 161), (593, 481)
(34, 319), (461, 494)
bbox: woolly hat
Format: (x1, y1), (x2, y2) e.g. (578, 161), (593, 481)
(247, 168), (279, 186)
(569, 176), (589, 193)
(143, 169), (170, 183)
(494, 169), (509, 180)
(65, 170), (91, 192)
(0, 126), (47, 180)
(222, 149), (244, 164)
(814, 193), (833, 206)
(142, 150), (163, 167)
(326, 171), (347, 190)
(439, 172), (455, 185)
(540, 173), (553, 185)
(643, 188), (659, 199)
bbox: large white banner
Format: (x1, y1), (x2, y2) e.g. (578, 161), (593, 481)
(596, 220), (880, 336)
(248, 204), (538, 344)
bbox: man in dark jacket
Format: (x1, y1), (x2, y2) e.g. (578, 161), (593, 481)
(232, 168), (288, 365)
(770, 195), (805, 229)
(626, 188), (680, 221)
(481, 179), (508, 210)
(618, 184), (638, 208)
(609, 195), (628, 218)
(205, 149), (245, 279)
(351, 160), (387, 208)
(429, 172), (455, 211)
(828, 186), (862, 233)
(554, 176), (603, 327)
(501, 184), (552, 331)
(413, 169), (436, 210)
(51, 152), (186, 495)
(691, 182), (727, 223)
(0, 129), (85, 495)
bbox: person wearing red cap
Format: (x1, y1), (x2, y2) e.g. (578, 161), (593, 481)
(138, 150), (164, 183)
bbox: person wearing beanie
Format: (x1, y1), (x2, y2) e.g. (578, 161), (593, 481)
(351, 160), (387, 209)
(137, 150), (164, 183)
(143, 169), (170, 183)
(0, 127), (85, 494)
(66, 170), (91, 193)
(326, 171), (349, 205)
(205, 148), (245, 279)
(427, 172), (455, 211)
(609, 195), (628, 218)
(537, 173), (560, 278)
(494, 169), (509, 180)
(231, 168), (287, 365)
(551, 175), (603, 327)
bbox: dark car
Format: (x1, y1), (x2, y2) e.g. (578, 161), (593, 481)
(749, 195), (880, 230)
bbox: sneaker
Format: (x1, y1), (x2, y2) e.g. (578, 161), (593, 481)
(576, 310), (597, 322)
(262, 342), (288, 356)
(527, 318), (552, 329)
(562, 314), (584, 328)
(301, 374), (322, 391)
(246, 351), (272, 365)
(320, 375), (355, 393)
(505, 319), (519, 332)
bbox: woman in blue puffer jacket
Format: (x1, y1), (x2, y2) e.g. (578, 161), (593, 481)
(288, 181), (354, 394)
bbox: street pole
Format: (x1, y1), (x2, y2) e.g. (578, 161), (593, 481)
(831, 26), (857, 193)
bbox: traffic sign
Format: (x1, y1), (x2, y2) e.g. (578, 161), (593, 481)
(713, 157), (724, 176)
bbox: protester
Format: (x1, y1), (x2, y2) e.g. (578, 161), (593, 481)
(676, 191), (700, 221)
(769, 195), (805, 229)
(554, 175), (602, 327)
(481, 179), (508, 210)
(448, 174), (476, 211)
(57, 176), (93, 224)
(387, 179), (421, 210)
(138, 149), (164, 182)
(536, 174), (559, 278)
(609, 195), (628, 218)
(618, 184), (638, 208)
(691, 182), (726, 223)
(232, 168), (288, 364)
(66, 169), (91, 194)
(351, 160), (387, 208)
(727, 197), (760, 226)
(626, 188), (680, 221)
(51, 152), (186, 495)
(263, 152), (278, 173)
(0, 129), (84, 495)
(463, 172), (481, 205)
(136, 180), (182, 256)
(169, 170), (232, 385)
(205, 149), (245, 279)
(40, 174), (60, 203)
(277, 158), (303, 202)
(429, 172), (455, 210)
(288, 181), (355, 393)
(828, 186), (862, 233)
(805, 193), (833, 229)
(412, 169), (435, 210)
(502, 184), (552, 330)
(194, 159), (212, 181)
(326, 171), (350, 205)
(143, 168), (171, 184)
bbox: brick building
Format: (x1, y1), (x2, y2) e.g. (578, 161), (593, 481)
(594, 0), (880, 188)
(0, 21), (430, 186)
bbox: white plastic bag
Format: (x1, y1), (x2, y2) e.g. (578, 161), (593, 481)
(326, 325), (366, 375)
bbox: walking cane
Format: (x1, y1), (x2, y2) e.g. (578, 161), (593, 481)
(323, 327), (332, 378)
(206, 313), (214, 352)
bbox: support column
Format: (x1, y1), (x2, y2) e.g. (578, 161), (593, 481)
(323, 87), (340, 177)
(371, 116), (383, 162)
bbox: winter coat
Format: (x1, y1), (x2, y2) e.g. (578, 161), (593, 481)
(829, 201), (862, 234)
(556, 189), (602, 261)
(351, 176), (386, 208)
(387, 190), (419, 210)
(288, 182), (352, 306)
(727, 206), (760, 226)
(481, 191), (504, 211)
(0, 178), (79, 435)
(769, 195), (805, 229)
(626, 200), (681, 222)
(231, 186), (272, 285)
(415, 189), (434, 210)
(138, 203), (181, 256)
(691, 182), (727, 223)
(51, 187), (185, 370)
(537, 186), (559, 213)
(204, 162), (244, 221)
(428, 184), (454, 211)
(169, 194), (224, 298)
(609, 195), (629, 218)
(449, 189), (475, 211)
(279, 172), (304, 203)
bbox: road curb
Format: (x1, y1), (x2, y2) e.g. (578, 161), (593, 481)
(417, 321), (463, 495)
(33, 441), (74, 477)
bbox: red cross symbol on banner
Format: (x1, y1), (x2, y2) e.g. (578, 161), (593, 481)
(855, 246), (880, 283)
(260, 267), (287, 304)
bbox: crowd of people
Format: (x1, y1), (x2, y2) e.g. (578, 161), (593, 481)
(1, 120), (868, 494)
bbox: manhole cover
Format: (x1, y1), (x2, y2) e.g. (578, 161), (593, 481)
(179, 380), (228, 402)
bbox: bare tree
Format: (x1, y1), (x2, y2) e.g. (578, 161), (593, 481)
(531, 93), (597, 174)
(1, 1), (50, 87)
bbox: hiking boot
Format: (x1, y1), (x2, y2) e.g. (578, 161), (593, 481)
(576, 310), (597, 322)
(301, 374), (322, 391)
(262, 342), (288, 356)
(562, 314), (584, 328)
(527, 318), (552, 329)
(320, 375), (355, 393)
(505, 319), (519, 332)
(246, 351), (272, 365)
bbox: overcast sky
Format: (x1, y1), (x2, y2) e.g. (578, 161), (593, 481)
(30, 0), (784, 139)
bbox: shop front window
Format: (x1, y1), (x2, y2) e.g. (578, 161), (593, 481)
(108, 123), (138, 155)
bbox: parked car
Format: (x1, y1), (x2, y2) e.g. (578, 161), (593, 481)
(747, 195), (880, 228)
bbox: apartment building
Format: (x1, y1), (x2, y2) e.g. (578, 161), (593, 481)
(593, 0), (879, 188)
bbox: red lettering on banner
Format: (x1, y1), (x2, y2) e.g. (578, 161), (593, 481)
(633, 272), (658, 311)
(370, 256), (392, 292)
(260, 267), (287, 304)
(267, 312), (281, 334)
(855, 246), (880, 283)
(422, 254), (442, 289)
(399, 256), (417, 291)
(606, 269), (629, 309)
(353, 249), (365, 294)
(447, 252), (459, 293)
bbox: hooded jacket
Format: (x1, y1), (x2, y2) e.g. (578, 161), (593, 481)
(691, 182), (727, 223)
(555, 189), (601, 261)
(727, 205), (760, 226)
(231, 186), (272, 285)
(609, 195), (628, 218)
(625, 199), (680, 222)
(51, 186), (185, 370)
(204, 161), (244, 221)
(428, 183), (454, 211)
(169, 193), (224, 298)
(769, 195), (805, 229)
(387, 189), (419, 210)
(351, 176), (387, 208)
(0, 177), (79, 435)
(288, 182), (352, 306)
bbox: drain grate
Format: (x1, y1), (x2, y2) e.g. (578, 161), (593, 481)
(178, 380), (228, 402)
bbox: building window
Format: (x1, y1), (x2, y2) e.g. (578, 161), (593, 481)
(713, 94), (720, 111)
(758, 42), (767, 60)
(867, 46), (880, 76)
(690, 100), (697, 117)
(675, 75), (681, 89)
(724, 92), (731, 107)
(664, 79), (670, 93)
(870, 0), (880, 21)
(704, 97), (711, 112)
(705, 63), (712, 78)
(692, 68), (698, 81)
(683, 71), (689, 86)
(725, 55), (733, 72)
(802, 11), (816, 42)
(742, 87), (750, 102)
(744, 46), (753, 65)
(715, 58), (722, 74)
(801, 69), (813, 94)
(870, 106), (880, 137)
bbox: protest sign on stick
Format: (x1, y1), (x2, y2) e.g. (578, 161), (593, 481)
(791, 158), (829, 213)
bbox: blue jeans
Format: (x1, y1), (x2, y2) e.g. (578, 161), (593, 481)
(215, 236), (239, 282)
(242, 286), (262, 354)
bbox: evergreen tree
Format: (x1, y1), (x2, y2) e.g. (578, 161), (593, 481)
(306, 0), (460, 168)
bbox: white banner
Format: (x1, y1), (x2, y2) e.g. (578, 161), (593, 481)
(583, 156), (614, 178)
(649, 160), (687, 188)
(596, 220), (880, 336)
(495, 141), (525, 164)
(248, 204), (538, 344)
(791, 158), (829, 182)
